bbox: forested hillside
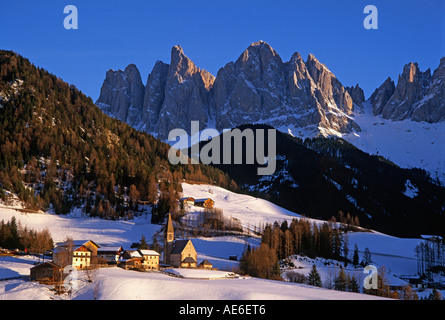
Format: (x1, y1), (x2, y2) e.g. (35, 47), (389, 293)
(192, 124), (445, 237)
(0, 50), (234, 219)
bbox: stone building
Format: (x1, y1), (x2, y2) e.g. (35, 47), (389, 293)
(163, 213), (198, 268)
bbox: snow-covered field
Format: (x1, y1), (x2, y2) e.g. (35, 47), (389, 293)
(0, 182), (441, 300)
(0, 258), (387, 300)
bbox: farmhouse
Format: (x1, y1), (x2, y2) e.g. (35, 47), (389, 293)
(194, 198), (214, 209)
(139, 249), (160, 270)
(163, 213), (198, 268)
(52, 240), (100, 269)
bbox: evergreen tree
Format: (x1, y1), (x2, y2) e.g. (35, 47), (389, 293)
(334, 267), (348, 291)
(306, 264), (322, 287)
(353, 244), (360, 268)
(349, 275), (360, 293)
(138, 235), (149, 249)
(363, 247), (372, 266)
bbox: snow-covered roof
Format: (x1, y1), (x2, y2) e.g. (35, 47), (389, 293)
(127, 250), (143, 258)
(194, 198), (214, 202)
(138, 249), (160, 256)
(98, 246), (123, 253)
(55, 240), (100, 248)
(53, 244), (91, 253)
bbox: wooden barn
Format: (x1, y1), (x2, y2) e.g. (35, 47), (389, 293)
(118, 250), (144, 270)
(30, 262), (62, 283)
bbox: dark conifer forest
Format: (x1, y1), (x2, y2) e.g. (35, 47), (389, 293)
(0, 50), (235, 220)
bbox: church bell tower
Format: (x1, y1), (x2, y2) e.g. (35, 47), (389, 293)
(163, 213), (174, 264)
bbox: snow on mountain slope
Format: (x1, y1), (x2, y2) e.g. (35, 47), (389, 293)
(343, 102), (445, 184)
(180, 182), (304, 231)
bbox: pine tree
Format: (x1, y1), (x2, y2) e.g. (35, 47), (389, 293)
(363, 247), (372, 266)
(139, 235), (149, 249)
(353, 244), (360, 267)
(349, 275), (360, 293)
(306, 264), (322, 287)
(334, 267), (348, 291)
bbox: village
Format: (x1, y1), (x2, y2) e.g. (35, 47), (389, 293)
(1, 183), (444, 300)
(28, 197), (217, 285)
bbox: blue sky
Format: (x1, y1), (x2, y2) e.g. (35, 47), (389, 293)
(1, 0), (443, 100)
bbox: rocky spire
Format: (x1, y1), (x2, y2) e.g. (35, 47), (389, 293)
(95, 63), (145, 127)
(152, 45), (215, 139)
(369, 77), (395, 116)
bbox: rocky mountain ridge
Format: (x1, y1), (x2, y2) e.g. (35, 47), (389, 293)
(96, 42), (445, 182)
(96, 41), (367, 140)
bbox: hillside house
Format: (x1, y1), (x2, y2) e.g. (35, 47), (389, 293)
(180, 197), (195, 206)
(194, 198), (214, 209)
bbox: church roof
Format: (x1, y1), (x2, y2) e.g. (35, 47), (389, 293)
(170, 239), (192, 254)
(182, 256), (197, 264)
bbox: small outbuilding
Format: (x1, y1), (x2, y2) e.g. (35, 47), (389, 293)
(30, 262), (62, 283)
(198, 259), (213, 269)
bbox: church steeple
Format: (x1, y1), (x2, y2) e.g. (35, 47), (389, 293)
(165, 213), (174, 243)
(163, 213), (174, 264)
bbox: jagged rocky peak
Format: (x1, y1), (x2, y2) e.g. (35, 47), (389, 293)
(236, 40), (282, 67)
(150, 45), (215, 139)
(170, 45), (215, 89)
(95, 63), (145, 126)
(369, 77), (395, 116)
(213, 42), (359, 135)
(369, 58), (445, 123)
(411, 57), (445, 123)
(305, 52), (354, 116)
(142, 60), (169, 131)
(346, 84), (365, 107)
